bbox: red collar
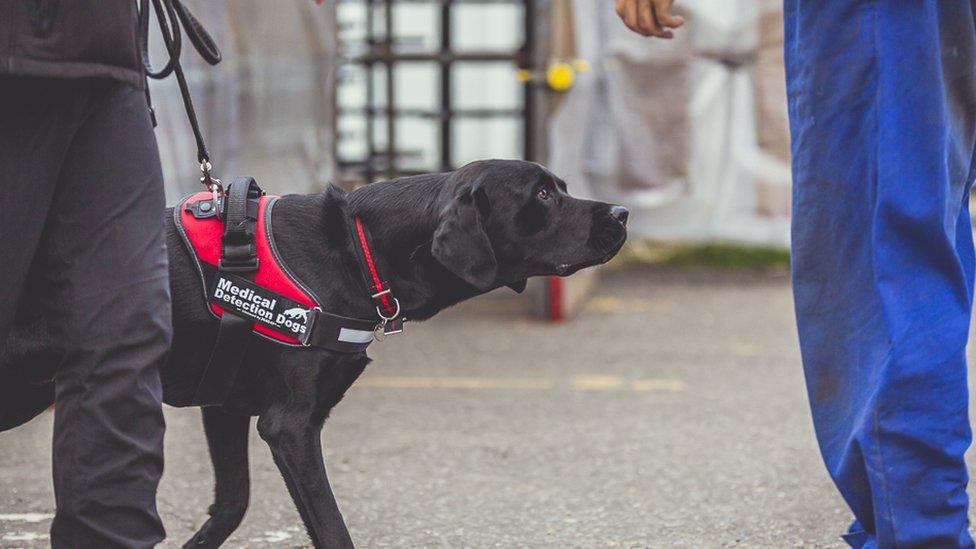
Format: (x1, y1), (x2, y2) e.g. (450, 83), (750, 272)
(352, 217), (403, 335)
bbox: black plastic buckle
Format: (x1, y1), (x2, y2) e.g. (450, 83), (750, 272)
(185, 198), (219, 219)
(218, 258), (260, 273)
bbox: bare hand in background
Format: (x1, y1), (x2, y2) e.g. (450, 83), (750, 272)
(615, 0), (684, 38)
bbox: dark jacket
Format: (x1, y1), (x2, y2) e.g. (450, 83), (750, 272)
(0, 0), (143, 88)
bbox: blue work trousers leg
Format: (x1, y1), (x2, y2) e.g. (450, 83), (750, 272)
(786, 1), (976, 547)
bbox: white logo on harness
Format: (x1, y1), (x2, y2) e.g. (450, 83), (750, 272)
(275, 306), (310, 335)
(212, 276), (309, 336)
(282, 307), (309, 322)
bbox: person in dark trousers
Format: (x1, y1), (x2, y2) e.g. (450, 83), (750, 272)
(0, 2), (170, 546)
(618, 0), (976, 546)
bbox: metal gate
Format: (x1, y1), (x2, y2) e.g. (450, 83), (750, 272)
(335, 0), (536, 184)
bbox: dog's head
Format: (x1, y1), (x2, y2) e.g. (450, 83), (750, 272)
(431, 159), (628, 292)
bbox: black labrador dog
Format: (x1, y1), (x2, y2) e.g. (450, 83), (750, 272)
(0, 159), (628, 548)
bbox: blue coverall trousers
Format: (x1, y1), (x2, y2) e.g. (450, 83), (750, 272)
(786, 1), (976, 547)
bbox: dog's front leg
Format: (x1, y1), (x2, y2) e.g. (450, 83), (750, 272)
(184, 408), (252, 548)
(257, 407), (353, 549)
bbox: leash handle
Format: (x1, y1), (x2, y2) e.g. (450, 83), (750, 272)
(219, 178), (264, 272)
(139, 0), (222, 187)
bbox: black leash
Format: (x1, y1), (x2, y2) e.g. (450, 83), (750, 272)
(138, 0), (222, 191)
(138, 1), (256, 406)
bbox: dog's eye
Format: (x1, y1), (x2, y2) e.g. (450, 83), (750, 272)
(537, 187), (552, 200)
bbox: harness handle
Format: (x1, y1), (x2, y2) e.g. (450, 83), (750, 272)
(139, 0), (222, 188)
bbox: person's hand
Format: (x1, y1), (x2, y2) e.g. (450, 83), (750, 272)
(615, 0), (684, 39)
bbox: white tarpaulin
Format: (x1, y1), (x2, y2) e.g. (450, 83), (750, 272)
(148, 0), (338, 204)
(548, 0), (791, 247)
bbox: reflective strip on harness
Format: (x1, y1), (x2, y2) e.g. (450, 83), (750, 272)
(338, 327), (376, 344)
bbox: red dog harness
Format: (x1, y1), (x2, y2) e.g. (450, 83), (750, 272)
(173, 178), (402, 405)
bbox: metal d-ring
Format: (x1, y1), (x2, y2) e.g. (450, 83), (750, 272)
(376, 298), (401, 322)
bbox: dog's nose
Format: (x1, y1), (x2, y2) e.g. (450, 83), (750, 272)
(609, 205), (629, 226)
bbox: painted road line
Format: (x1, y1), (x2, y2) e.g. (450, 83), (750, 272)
(0, 513), (54, 523)
(570, 375), (625, 390)
(585, 296), (674, 313)
(251, 531), (293, 543)
(2, 532), (49, 542)
(357, 376), (686, 392)
(729, 342), (763, 357)
(632, 379), (686, 392)
(357, 376), (555, 390)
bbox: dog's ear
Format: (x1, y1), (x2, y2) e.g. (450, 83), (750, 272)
(321, 184), (349, 245)
(506, 280), (527, 294)
(431, 185), (497, 290)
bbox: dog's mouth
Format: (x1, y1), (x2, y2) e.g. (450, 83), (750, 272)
(554, 236), (626, 277)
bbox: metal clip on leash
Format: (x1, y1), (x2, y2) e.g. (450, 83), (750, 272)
(139, 0), (223, 194)
(200, 160), (221, 204)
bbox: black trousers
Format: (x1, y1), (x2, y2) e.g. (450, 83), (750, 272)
(0, 77), (170, 547)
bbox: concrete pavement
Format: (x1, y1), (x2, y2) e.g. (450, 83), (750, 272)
(0, 266), (872, 547)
